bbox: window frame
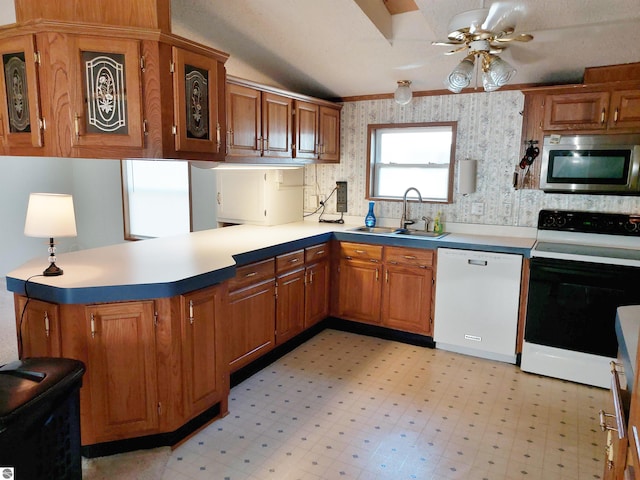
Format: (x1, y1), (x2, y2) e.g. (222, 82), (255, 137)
(365, 121), (457, 204)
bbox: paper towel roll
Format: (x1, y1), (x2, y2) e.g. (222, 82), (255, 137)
(458, 159), (477, 195)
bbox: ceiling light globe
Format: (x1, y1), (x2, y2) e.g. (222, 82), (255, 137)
(445, 56), (474, 93)
(394, 80), (412, 105)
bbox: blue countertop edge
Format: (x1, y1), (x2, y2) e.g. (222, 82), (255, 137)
(6, 230), (531, 305)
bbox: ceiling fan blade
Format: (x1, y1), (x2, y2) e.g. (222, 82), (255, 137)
(495, 33), (533, 43)
(481, 2), (523, 33)
(445, 45), (468, 55)
(432, 40), (464, 47)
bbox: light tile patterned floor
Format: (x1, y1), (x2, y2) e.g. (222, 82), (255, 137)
(162, 329), (611, 480)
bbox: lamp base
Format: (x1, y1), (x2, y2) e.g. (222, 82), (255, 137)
(43, 262), (63, 276)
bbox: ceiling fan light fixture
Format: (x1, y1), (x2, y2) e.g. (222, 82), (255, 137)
(445, 55), (475, 93)
(394, 80), (412, 105)
(484, 55), (517, 88)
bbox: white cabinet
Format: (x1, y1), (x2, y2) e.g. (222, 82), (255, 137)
(434, 248), (522, 363)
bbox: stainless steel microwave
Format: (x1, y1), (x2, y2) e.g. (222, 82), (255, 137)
(540, 134), (640, 194)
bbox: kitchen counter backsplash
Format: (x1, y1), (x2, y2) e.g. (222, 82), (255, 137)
(305, 90), (640, 228)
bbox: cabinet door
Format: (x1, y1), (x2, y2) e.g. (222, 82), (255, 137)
(305, 259), (330, 328)
(70, 36), (144, 148)
(318, 105), (340, 162)
(294, 100), (318, 159)
(15, 297), (61, 358)
(609, 89), (640, 130)
(338, 258), (381, 324)
(543, 91), (609, 131)
(382, 264), (433, 335)
(227, 279), (276, 372)
(226, 82), (261, 157)
(275, 268), (305, 344)
(262, 92), (292, 157)
(172, 47), (222, 157)
(86, 301), (159, 441)
(181, 286), (223, 417)
(0, 35), (43, 151)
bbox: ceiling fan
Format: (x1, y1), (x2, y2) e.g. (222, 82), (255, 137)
(432, 2), (533, 92)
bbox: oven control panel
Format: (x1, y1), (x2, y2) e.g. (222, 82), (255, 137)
(538, 210), (640, 236)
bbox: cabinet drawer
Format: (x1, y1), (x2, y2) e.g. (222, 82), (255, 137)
(276, 250), (305, 274)
(229, 258), (275, 291)
(340, 242), (383, 262)
(305, 243), (329, 263)
(385, 247), (434, 267)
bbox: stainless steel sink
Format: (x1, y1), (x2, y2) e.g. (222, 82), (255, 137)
(350, 226), (400, 234)
(394, 229), (448, 239)
(348, 226), (448, 239)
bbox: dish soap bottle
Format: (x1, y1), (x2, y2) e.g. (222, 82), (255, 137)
(433, 211), (443, 234)
(365, 201), (376, 227)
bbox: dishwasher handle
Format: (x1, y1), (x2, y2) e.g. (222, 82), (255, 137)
(468, 259), (488, 266)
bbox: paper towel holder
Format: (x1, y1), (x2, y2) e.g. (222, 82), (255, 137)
(458, 159), (477, 195)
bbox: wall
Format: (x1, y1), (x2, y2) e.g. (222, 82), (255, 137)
(305, 90), (640, 228)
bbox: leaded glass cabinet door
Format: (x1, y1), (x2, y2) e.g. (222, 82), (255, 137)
(71, 36), (143, 148)
(172, 47), (222, 158)
(0, 35), (43, 150)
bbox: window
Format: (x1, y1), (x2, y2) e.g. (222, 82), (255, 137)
(121, 160), (191, 239)
(367, 122), (457, 203)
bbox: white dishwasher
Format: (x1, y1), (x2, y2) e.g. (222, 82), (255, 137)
(434, 248), (522, 364)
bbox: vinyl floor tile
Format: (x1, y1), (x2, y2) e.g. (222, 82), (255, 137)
(86, 329), (612, 480)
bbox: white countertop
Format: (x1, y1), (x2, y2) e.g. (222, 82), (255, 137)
(6, 221), (535, 303)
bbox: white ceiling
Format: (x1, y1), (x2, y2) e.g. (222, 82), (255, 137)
(171, 0), (640, 100)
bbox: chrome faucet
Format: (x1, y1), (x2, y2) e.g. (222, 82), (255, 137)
(400, 187), (423, 229)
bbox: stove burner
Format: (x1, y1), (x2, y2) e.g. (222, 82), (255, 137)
(538, 210), (640, 236)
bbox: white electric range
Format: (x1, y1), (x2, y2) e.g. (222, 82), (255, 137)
(522, 210), (640, 388)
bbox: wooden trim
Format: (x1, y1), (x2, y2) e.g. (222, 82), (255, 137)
(516, 257), (530, 354)
(227, 75), (342, 108)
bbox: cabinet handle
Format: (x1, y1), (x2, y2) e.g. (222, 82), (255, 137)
(614, 108), (619, 124)
(264, 138), (269, 151)
(309, 270), (314, 284)
(315, 250), (325, 256)
(403, 255), (417, 260)
(74, 113), (81, 139)
(601, 108), (606, 124)
(143, 119), (148, 136)
(385, 270), (389, 283)
(376, 268), (379, 281)
(216, 123), (221, 152)
(599, 410), (618, 432)
(90, 313), (96, 338)
(355, 249), (366, 254)
(288, 258), (299, 264)
(188, 300), (194, 325)
(44, 311), (50, 338)
(245, 271), (257, 278)
(217, 192), (222, 205)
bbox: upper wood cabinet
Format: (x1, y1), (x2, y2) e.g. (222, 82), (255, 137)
(0, 34), (43, 155)
(226, 76), (341, 164)
(226, 82), (293, 159)
(0, 21), (229, 160)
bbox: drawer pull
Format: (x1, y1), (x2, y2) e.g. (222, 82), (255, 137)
(315, 250), (325, 255)
(244, 271), (257, 278)
(403, 255), (417, 260)
(288, 258), (300, 263)
(355, 249), (366, 254)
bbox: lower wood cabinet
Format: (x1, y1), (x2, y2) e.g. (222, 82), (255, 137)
(85, 301), (159, 442)
(227, 258), (276, 372)
(337, 242), (435, 335)
(180, 286), (226, 418)
(304, 248), (330, 328)
(14, 297), (61, 357)
(275, 249), (305, 344)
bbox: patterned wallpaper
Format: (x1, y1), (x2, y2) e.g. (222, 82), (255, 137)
(304, 91), (640, 228)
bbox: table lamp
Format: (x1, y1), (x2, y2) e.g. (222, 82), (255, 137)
(24, 193), (77, 276)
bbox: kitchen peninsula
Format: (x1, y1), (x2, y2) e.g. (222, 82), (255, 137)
(6, 221), (535, 456)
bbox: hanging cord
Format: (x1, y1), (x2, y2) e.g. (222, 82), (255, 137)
(17, 274), (44, 358)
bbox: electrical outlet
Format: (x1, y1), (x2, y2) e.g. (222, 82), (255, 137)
(336, 181), (347, 212)
(471, 202), (484, 215)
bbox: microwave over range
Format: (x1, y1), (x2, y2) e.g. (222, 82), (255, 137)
(540, 133), (640, 195)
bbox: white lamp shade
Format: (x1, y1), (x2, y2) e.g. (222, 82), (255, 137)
(445, 56), (475, 93)
(24, 193), (78, 238)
